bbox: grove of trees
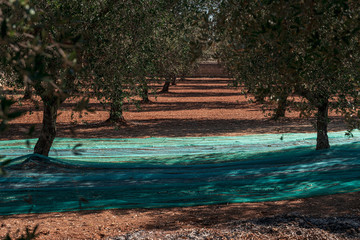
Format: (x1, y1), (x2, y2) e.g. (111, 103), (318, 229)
(1, 0), (209, 159)
(1, 0), (360, 160)
(215, 0), (360, 150)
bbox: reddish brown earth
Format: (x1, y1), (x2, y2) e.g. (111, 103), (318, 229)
(1, 78), (348, 140)
(1, 78), (359, 239)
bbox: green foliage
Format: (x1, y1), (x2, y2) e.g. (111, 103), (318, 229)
(0, 0), (210, 155)
(216, 0), (360, 148)
(1, 0), (81, 96)
(79, 0), (208, 119)
(1, 0), (86, 155)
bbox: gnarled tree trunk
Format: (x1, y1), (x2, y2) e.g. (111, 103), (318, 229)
(34, 97), (60, 157)
(316, 99), (330, 150)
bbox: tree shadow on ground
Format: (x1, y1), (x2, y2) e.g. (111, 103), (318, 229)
(107, 192), (360, 234)
(66, 116), (347, 138)
(127, 100), (252, 112)
(1, 117), (347, 140)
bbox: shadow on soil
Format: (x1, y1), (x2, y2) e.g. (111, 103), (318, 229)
(2, 192), (359, 237)
(108, 192), (360, 236)
(1, 117), (347, 140)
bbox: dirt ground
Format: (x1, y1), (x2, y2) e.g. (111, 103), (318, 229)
(1, 78), (349, 140)
(0, 78), (359, 239)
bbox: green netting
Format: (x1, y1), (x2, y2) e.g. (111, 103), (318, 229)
(0, 131), (360, 215)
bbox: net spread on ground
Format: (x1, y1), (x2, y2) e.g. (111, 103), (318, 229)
(0, 131), (359, 215)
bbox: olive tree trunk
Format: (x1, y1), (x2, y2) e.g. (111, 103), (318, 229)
(271, 94), (288, 120)
(160, 78), (171, 93)
(107, 101), (126, 124)
(171, 76), (177, 85)
(316, 100), (330, 150)
(34, 98), (60, 157)
(141, 83), (150, 103)
(160, 75), (176, 93)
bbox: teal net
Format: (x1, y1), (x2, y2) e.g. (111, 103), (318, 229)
(0, 131), (360, 215)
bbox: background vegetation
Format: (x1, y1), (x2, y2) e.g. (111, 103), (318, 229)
(1, 0), (360, 159)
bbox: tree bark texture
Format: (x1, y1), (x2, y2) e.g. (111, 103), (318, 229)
(316, 99), (330, 150)
(34, 98), (60, 157)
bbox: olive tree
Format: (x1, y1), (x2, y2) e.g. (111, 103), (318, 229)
(83, 0), (208, 121)
(1, 0), (83, 157)
(80, 1), (174, 123)
(154, 0), (208, 94)
(216, 0), (360, 150)
(1, 0), (211, 158)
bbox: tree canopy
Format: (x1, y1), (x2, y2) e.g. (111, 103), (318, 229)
(215, 0), (360, 149)
(1, 0), (210, 157)
(1, 0), (83, 156)
(2, 0), (360, 158)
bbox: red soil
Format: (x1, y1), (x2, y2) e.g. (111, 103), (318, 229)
(1, 78), (358, 240)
